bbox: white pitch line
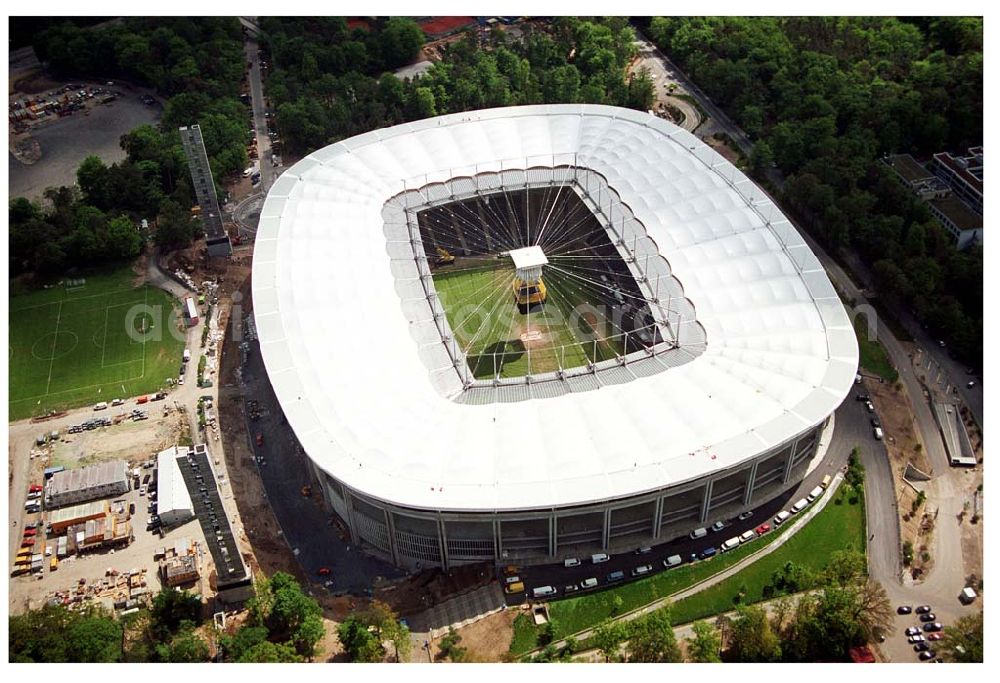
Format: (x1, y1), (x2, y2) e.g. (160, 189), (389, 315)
(43, 301), (64, 395)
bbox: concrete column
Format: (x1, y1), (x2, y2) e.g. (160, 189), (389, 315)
(652, 496), (664, 538)
(700, 480), (714, 522)
(782, 444), (796, 484)
(494, 518), (503, 564)
(743, 461), (759, 506)
(342, 489), (357, 544)
(438, 516), (448, 570)
(602, 509), (611, 549)
(549, 515), (557, 557)
(385, 507), (400, 567)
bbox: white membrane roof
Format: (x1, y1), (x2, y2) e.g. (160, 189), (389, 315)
(252, 105), (858, 512)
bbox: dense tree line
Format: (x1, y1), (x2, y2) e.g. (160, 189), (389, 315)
(645, 17), (982, 366)
(260, 17), (654, 155)
(9, 575), (325, 663)
(681, 549), (893, 663)
(336, 599), (411, 663)
(10, 18), (251, 276)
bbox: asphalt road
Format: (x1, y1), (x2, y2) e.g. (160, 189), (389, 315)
(631, 38), (700, 132)
(244, 32), (274, 193)
(238, 327), (406, 594)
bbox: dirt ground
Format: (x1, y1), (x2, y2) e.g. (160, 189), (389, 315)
(429, 608), (517, 662)
(50, 409), (183, 469)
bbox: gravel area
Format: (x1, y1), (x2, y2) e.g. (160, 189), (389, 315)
(9, 87), (161, 200)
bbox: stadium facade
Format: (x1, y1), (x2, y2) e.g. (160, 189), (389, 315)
(252, 105), (858, 569)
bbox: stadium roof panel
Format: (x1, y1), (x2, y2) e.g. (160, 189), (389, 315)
(253, 104), (858, 512)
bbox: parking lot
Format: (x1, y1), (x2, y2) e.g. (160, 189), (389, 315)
(9, 80), (161, 200)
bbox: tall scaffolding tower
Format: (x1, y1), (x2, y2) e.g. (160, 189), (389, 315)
(180, 124), (232, 257)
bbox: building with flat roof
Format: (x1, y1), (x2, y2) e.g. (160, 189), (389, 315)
(48, 500), (111, 534)
(929, 195), (983, 250)
(883, 154), (950, 200)
(156, 446), (196, 528)
(930, 148), (983, 214)
(45, 460), (129, 508)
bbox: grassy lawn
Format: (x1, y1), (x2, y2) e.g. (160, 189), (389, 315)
(433, 264), (603, 378)
(509, 613), (539, 656)
(669, 483), (866, 625)
(9, 264), (186, 420)
(511, 484), (866, 657)
(855, 317), (899, 382)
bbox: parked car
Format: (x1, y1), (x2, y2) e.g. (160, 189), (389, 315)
(919, 612), (937, 622)
(563, 584), (579, 594)
(738, 510), (753, 521)
(711, 520), (726, 532)
(919, 651), (936, 661)
(908, 634), (926, 643)
(504, 575), (521, 585)
(927, 633), (943, 641)
(923, 623), (943, 632)
(635, 546), (652, 555)
(631, 564), (653, 577)
(914, 643), (930, 652)
(563, 558), (580, 568)
(916, 604), (932, 614)
(700, 547), (717, 559)
(871, 417), (881, 427)
(866, 400), (875, 412)
(317, 567), (331, 576)
(905, 626), (921, 636)
(898, 605), (913, 615)
(606, 571), (625, 583)
(755, 523), (771, 535)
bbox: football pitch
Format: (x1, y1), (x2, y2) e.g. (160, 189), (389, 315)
(433, 264), (620, 379)
(8, 267), (186, 421)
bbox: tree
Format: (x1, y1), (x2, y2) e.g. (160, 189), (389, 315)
(9, 604), (123, 663)
(727, 605), (781, 662)
(337, 615), (384, 662)
(150, 587), (202, 641)
(437, 626), (468, 662)
(378, 18), (425, 69)
(938, 611), (982, 662)
(106, 214), (144, 260)
(238, 640), (304, 663)
(626, 609), (682, 663)
(592, 618), (626, 662)
(154, 199), (198, 249)
(262, 572), (325, 657)
(76, 155), (111, 209)
(686, 620), (722, 662)
(155, 623), (210, 662)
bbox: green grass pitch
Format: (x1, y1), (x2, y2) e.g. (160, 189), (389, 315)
(433, 264), (620, 379)
(8, 266), (186, 421)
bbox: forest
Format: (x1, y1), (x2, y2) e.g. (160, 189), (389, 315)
(260, 17), (654, 154)
(10, 18), (249, 276)
(644, 16), (983, 365)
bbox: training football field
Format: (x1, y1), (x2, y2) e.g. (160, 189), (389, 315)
(8, 267), (186, 421)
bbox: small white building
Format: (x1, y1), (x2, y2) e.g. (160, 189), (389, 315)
(156, 447), (195, 527)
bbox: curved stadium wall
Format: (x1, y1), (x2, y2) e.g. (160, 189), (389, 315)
(251, 105), (857, 569)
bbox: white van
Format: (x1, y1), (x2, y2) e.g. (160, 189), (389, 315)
(591, 553), (610, 564)
(689, 527), (708, 540)
(773, 510), (792, 526)
(183, 349), (192, 362)
(791, 498), (809, 514)
(874, 427), (884, 440)
(580, 577), (599, 589)
(93, 402), (108, 411)
(739, 530), (757, 544)
(663, 554), (683, 568)
(960, 587), (978, 604)
(721, 537), (741, 552)
(563, 558), (581, 568)
(807, 485), (824, 502)
(531, 586), (557, 599)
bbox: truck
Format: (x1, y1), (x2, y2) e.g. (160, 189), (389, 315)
(183, 349), (191, 363)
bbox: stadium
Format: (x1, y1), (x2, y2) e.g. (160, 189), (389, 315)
(251, 104), (858, 569)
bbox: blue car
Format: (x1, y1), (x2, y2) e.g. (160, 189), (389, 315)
(701, 547), (717, 559)
(607, 571), (625, 583)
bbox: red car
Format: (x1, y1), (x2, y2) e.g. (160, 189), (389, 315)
(927, 633), (943, 641)
(28, 484), (43, 493)
(23, 528), (37, 537)
(755, 523), (771, 535)
(21, 538), (35, 547)
(317, 567), (331, 576)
